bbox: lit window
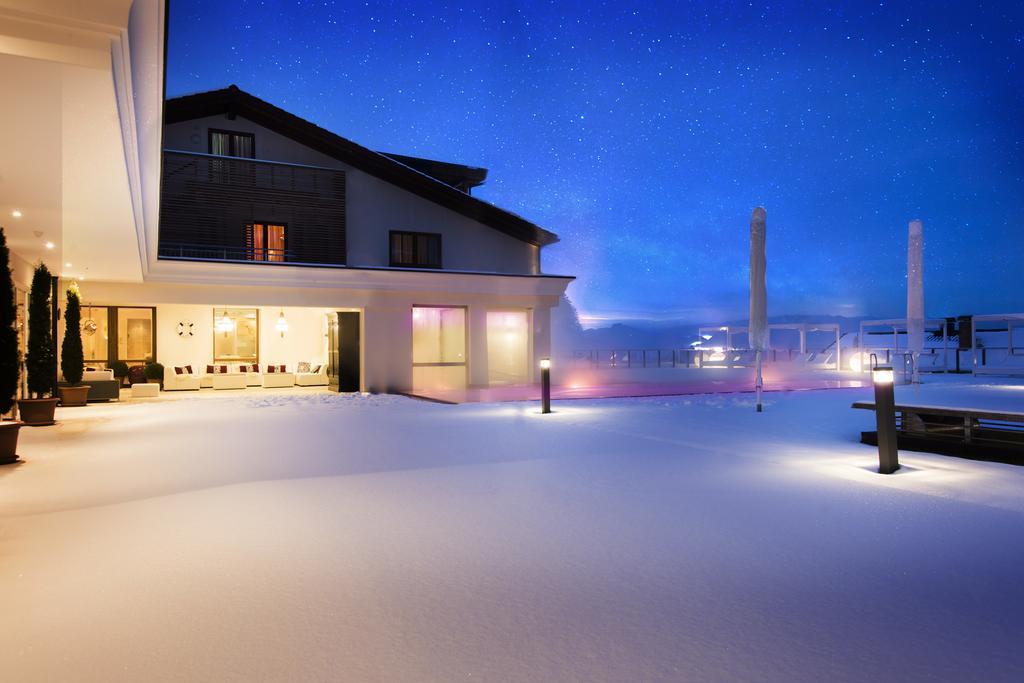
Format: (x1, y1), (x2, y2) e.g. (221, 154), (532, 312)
(213, 308), (259, 363)
(246, 223), (287, 262)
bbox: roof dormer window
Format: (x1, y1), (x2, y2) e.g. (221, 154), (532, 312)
(209, 129), (254, 158)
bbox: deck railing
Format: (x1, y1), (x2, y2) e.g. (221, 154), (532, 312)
(569, 348), (833, 370)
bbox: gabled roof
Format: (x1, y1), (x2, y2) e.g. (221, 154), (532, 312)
(378, 152), (488, 193)
(164, 86), (558, 247)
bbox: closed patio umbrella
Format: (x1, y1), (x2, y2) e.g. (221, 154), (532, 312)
(749, 207), (768, 412)
(907, 219), (924, 383)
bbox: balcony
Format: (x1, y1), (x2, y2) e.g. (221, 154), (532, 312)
(158, 150), (347, 266)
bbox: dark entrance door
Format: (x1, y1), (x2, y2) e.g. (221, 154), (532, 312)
(326, 311), (360, 392)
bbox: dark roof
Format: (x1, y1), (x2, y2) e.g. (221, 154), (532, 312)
(164, 86), (557, 247)
(378, 152), (487, 193)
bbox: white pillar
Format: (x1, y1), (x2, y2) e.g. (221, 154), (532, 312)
(907, 219), (925, 383)
(835, 327), (841, 371)
(468, 306), (489, 387)
(531, 306), (552, 382)
(361, 304), (412, 393)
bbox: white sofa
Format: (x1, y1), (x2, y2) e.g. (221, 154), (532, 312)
(262, 366), (295, 388)
(236, 363), (262, 386)
(200, 364), (242, 388)
(83, 368), (115, 381)
(212, 373), (247, 390)
(296, 365), (328, 386)
(164, 366), (201, 391)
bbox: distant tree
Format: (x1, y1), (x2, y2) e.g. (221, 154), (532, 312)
(61, 283), (84, 385)
(0, 228), (19, 414)
(551, 293), (586, 356)
(26, 263), (54, 398)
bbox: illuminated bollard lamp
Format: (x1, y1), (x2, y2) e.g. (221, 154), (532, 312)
(872, 365), (899, 474)
(539, 357), (552, 414)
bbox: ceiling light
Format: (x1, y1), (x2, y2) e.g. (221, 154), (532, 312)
(45, 242), (54, 249)
(65, 262), (72, 268)
(11, 210), (22, 218)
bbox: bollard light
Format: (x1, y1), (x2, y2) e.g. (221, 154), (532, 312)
(872, 365), (899, 474)
(539, 357), (551, 414)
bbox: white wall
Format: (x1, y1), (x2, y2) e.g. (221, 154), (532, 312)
(163, 114), (540, 274)
(80, 278), (567, 393)
(156, 304), (327, 372)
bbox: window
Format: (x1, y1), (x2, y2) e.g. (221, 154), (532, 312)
(79, 305), (156, 368)
(208, 129), (255, 158)
(390, 231), (442, 268)
(117, 308), (154, 363)
(246, 222), (287, 262)
(486, 310), (530, 385)
(412, 306), (466, 391)
(213, 308), (259, 363)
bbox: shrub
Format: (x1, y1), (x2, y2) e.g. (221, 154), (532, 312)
(144, 362), (164, 382)
(60, 284), (84, 385)
(110, 360), (130, 379)
(25, 263), (54, 398)
(0, 228), (19, 414)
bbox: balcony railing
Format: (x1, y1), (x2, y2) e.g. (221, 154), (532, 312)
(158, 150), (347, 267)
(157, 243), (295, 263)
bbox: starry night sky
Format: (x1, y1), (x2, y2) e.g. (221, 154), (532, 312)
(166, 1), (1023, 326)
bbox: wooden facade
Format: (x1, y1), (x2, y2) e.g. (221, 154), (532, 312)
(158, 151), (347, 266)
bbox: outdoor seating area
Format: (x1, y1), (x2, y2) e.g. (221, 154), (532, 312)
(79, 368), (121, 401)
(163, 363), (327, 391)
(853, 399), (1024, 466)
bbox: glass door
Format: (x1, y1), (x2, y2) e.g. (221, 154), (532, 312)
(326, 313), (339, 390)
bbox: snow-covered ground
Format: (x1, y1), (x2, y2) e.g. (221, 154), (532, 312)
(2, 379), (1023, 681)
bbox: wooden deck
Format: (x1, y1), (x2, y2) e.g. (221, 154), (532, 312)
(853, 400), (1024, 465)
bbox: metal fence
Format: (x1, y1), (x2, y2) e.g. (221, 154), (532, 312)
(569, 348), (815, 369)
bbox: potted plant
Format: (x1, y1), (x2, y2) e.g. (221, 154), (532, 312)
(18, 263), (58, 426)
(144, 362), (164, 388)
(57, 283), (90, 406)
(111, 360), (130, 387)
(0, 228), (23, 463)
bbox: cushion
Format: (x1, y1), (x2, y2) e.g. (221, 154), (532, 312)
(206, 364), (214, 374)
(278, 364), (286, 373)
(297, 361), (311, 373)
(185, 365), (193, 375)
(175, 366), (184, 375)
(312, 365), (322, 374)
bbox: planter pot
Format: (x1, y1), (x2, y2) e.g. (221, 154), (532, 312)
(58, 384), (91, 407)
(17, 397), (59, 426)
(0, 421), (22, 465)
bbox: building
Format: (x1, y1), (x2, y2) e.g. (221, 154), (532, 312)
(0, 0), (572, 395)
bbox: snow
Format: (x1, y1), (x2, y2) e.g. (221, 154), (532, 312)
(2, 380), (1023, 681)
